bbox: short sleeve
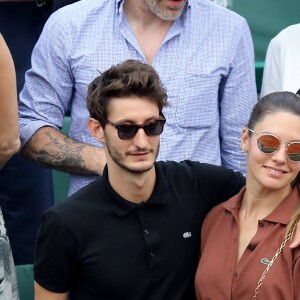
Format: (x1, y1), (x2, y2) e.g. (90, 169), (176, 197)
(34, 210), (77, 293)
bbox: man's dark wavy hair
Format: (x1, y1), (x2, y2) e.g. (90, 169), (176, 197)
(87, 59), (169, 127)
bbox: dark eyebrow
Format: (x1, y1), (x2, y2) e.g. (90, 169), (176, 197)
(111, 117), (163, 125)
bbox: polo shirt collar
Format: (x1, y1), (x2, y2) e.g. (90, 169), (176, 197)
(223, 185), (300, 225)
(101, 163), (168, 217)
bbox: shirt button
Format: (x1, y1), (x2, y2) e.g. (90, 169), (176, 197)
(144, 229), (150, 235)
(248, 244), (255, 251)
(258, 221), (264, 227)
(150, 252), (155, 258)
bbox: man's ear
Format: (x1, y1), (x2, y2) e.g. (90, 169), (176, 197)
(87, 118), (105, 143)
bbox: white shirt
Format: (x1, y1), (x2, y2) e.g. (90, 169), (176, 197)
(261, 24), (300, 97)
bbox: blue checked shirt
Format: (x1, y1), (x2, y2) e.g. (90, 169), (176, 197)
(19, 0), (257, 195)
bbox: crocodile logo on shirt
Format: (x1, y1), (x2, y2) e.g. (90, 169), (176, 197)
(261, 258), (271, 265)
(183, 232), (192, 238)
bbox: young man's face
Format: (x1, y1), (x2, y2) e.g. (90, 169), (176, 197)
(103, 96), (162, 174)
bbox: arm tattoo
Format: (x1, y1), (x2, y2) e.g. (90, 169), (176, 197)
(35, 131), (87, 174)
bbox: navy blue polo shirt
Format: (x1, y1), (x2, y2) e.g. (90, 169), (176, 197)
(34, 160), (245, 300)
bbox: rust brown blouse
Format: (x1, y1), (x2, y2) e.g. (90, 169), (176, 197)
(195, 186), (300, 300)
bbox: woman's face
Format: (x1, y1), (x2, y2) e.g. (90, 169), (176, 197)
(242, 111), (300, 192)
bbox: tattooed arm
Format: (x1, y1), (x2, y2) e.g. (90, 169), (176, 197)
(21, 127), (106, 176)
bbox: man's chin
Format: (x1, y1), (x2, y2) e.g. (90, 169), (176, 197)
(122, 162), (155, 174)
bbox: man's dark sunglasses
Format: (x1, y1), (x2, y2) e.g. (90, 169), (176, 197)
(106, 118), (166, 140)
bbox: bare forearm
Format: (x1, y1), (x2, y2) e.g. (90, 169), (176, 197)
(0, 138), (21, 169)
(0, 34), (20, 168)
(21, 126), (106, 175)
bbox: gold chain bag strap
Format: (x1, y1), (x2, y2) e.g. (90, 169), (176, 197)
(253, 221), (297, 299)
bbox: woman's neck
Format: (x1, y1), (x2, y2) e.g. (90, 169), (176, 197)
(240, 184), (292, 220)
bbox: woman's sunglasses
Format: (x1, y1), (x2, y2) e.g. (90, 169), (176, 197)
(247, 128), (300, 162)
(106, 118), (166, 140)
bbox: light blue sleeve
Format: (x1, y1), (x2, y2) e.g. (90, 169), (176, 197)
(19, 9), (74, 148)
(219, 17), (257, 175)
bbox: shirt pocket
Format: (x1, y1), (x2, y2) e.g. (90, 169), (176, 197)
(175, 73), (220, 129)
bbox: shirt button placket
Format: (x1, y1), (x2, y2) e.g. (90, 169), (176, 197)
(144, 228), (155, 258)
(144, 229), (155, 257)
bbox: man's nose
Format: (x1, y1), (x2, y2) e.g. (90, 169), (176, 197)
(132, 128), (148, 148)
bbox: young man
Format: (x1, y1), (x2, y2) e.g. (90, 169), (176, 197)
(34, 60), (245, 300)
(19, 0), (257, 196)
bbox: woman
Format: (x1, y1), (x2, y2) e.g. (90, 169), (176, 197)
(0, 33), (20, 299)
(195, 92), (300, 299)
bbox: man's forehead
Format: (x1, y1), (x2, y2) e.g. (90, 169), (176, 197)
(107, 96), (160, 121)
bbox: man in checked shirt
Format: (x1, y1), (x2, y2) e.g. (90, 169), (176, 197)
(19, 0), (257, 195)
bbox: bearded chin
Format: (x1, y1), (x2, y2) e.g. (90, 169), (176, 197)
(142, 0), (187, 21)
(107, 141), (160, 174)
